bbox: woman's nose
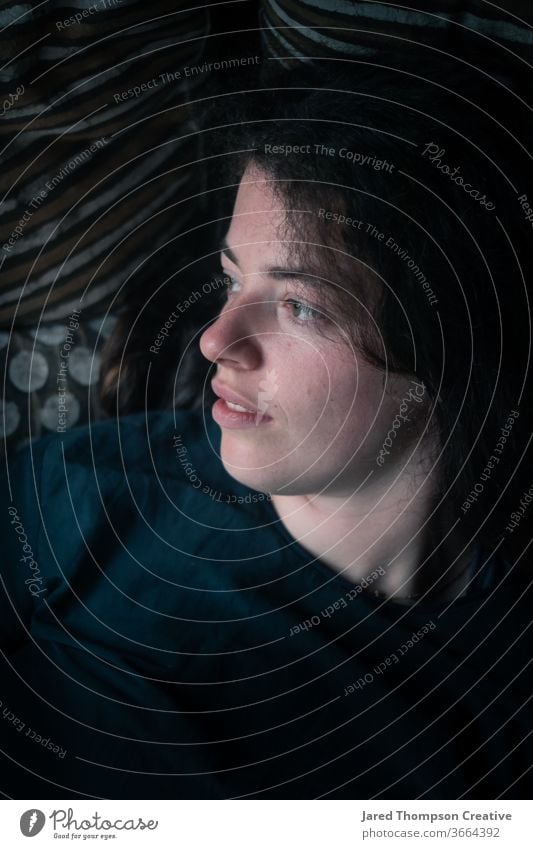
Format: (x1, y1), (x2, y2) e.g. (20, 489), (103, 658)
(199, 303), (262, 369)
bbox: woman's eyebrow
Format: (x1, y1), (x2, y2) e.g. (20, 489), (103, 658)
(262, 267), (325, 289)
(219, 239), (239, 266)
(219, 239), (324, 288)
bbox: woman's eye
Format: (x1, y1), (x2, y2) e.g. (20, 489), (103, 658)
(216, 273), (240, 297)
(284, 299), (324, 323)
(214, 274), (326, 325)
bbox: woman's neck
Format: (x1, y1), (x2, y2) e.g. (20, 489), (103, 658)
(270, 442), (473, 602)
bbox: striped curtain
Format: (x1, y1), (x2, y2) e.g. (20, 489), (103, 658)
(260, 0), (533, 71)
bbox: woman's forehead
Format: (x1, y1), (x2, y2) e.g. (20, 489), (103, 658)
(226, 165), (375, 299)
(230, 171), (285, 230)
(224, 176), (292, 265)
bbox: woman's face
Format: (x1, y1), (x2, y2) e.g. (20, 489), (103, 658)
(200, 166), (428, 497)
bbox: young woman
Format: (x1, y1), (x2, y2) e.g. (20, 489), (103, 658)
(1, 65), (532, 800)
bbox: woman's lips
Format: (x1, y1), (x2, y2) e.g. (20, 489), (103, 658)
(211, 379), (258, 411)
(211, 380), (273, 429)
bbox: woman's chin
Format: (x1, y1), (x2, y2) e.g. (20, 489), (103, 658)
(220, 449), (288, 496)
(221, 459), (273, 494)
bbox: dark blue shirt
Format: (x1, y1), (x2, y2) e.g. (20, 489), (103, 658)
(1, 411), (532, 799)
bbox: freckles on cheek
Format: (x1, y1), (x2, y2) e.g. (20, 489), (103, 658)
(299, 364), (330, 406)
(278, 339), (321, 381)
(278, 338), (357, 411)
